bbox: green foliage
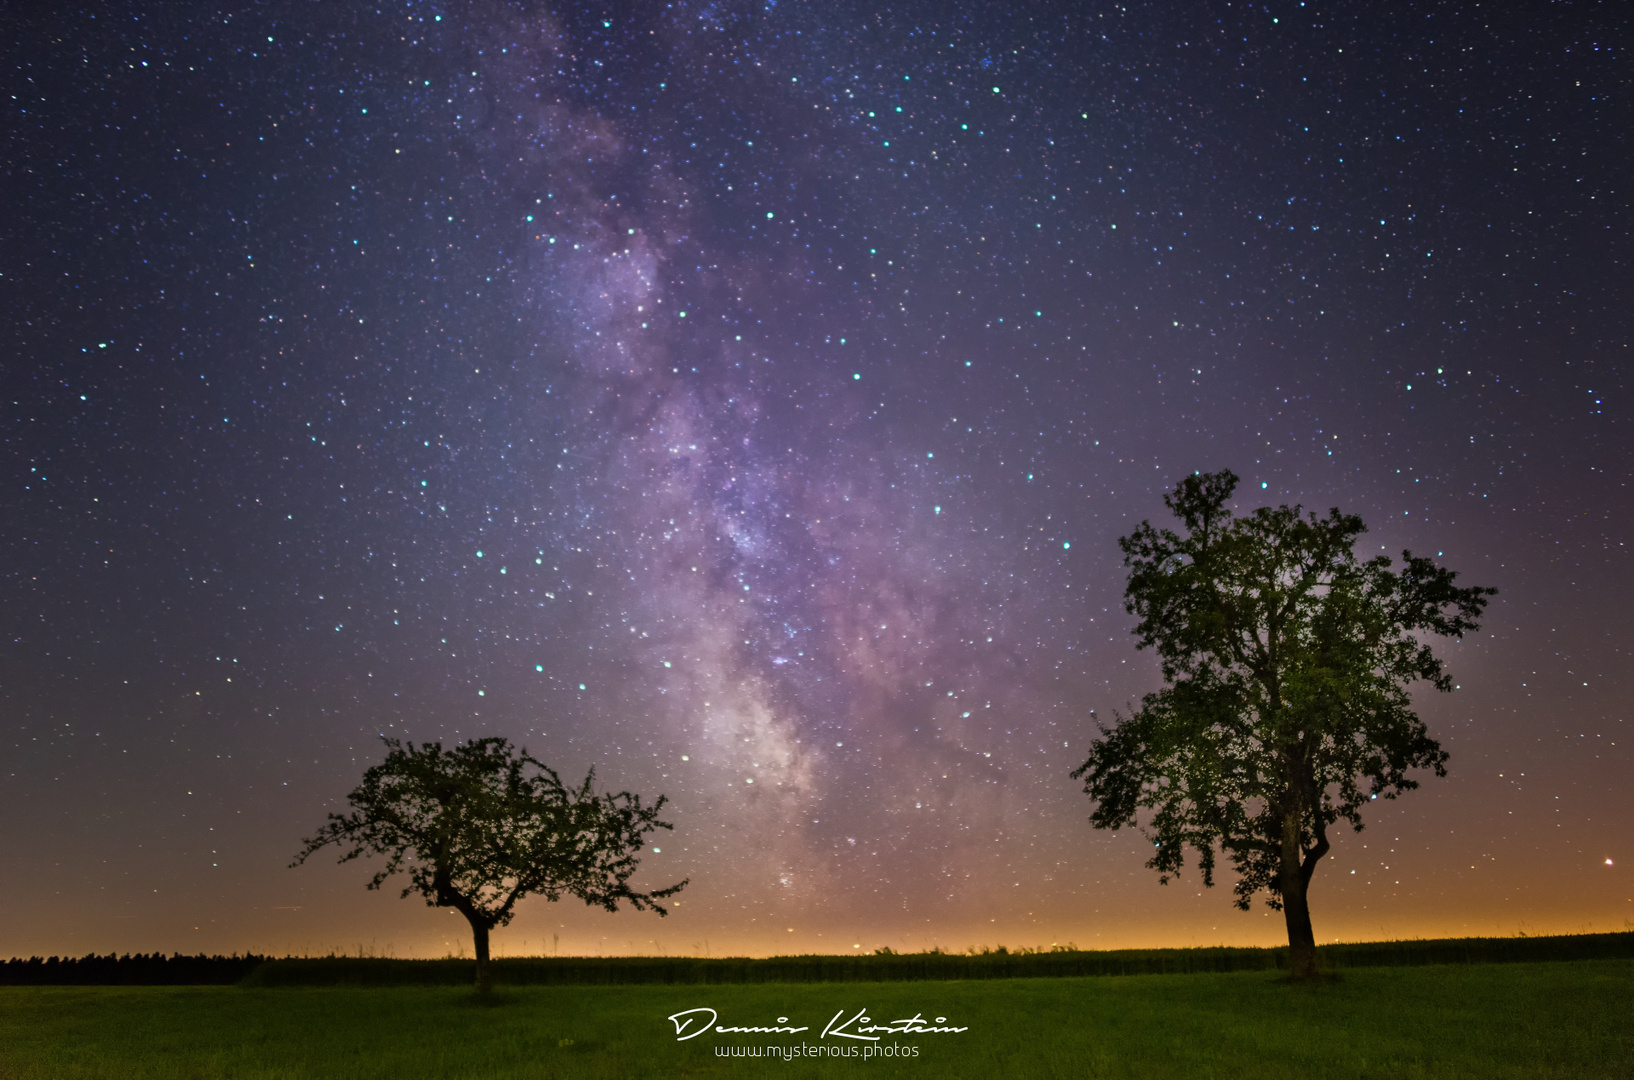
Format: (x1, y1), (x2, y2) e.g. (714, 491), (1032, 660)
(1074, 470), (1494, 912)
(293, 737), (685, 936)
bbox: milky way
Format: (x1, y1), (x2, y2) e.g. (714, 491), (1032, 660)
(3, 2), (1628, 958)
(409, 5), (1094, 936)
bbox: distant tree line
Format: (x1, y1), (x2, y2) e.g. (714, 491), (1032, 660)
(8, 933), (1632, 986)
(236, 933), (1634, 986)
(0, 953), (267, 985)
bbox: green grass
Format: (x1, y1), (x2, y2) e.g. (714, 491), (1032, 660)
(1, 961), (1629, 1079)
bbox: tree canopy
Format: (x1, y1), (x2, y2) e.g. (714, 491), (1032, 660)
(1072, 469), (1494, 979)
(293, 736), (685, 990)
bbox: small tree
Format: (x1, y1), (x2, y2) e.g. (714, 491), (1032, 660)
(1072, 470), (1493, 980)
(293, 737), (685, 991)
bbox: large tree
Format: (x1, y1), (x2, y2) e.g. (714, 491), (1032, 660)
(293, 737), (685, 991)
(1072, 470), (1493, 979)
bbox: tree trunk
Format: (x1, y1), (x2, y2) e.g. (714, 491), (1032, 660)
(468, 917), (493, 993)
(1280, 810), (1319, 980)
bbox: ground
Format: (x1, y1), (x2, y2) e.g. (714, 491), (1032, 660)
(1, 960), (1630, 1078)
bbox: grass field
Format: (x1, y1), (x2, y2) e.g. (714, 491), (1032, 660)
(1, 960), (1629, 1079)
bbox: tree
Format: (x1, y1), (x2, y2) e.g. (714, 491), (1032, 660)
(1072, 470), (1493, 980)
(293, 737), (685, 991)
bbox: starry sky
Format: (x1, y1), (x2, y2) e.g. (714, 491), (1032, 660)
(3, 1), (1629, 961)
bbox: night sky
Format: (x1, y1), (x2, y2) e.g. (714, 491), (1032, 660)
(3, 1), (1628, 961)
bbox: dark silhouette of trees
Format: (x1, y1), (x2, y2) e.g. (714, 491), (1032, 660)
(1073, 470), (1493, 980)
(0, 953), (265, 985)
(293, 737), (685, 991)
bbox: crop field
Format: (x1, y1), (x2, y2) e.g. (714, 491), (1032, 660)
(1, 959), (1630, 1079)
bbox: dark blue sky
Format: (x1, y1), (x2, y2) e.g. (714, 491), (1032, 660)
(3, 0), (1628, 958)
